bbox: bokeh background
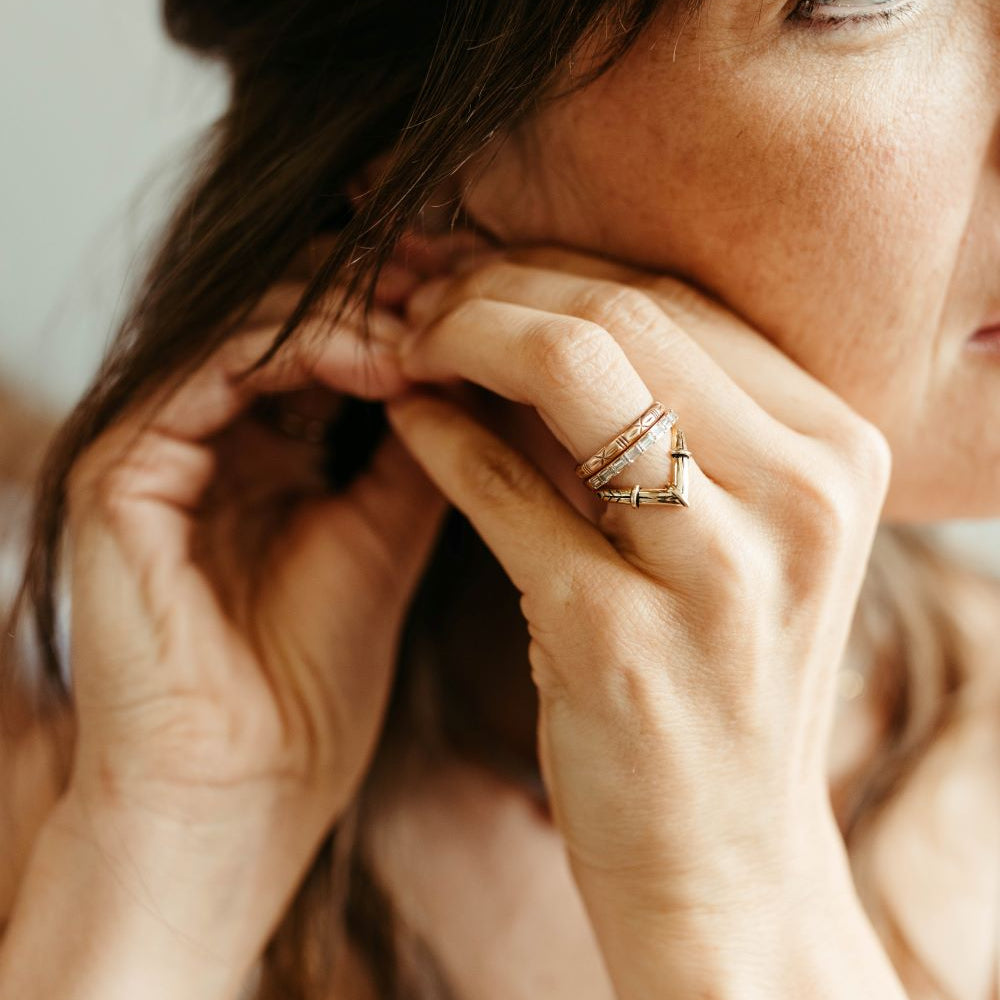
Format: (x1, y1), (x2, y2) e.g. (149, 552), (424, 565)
(3, 2), (999, 574)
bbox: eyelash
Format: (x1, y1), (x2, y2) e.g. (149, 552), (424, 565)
(789, 0), (918, 29)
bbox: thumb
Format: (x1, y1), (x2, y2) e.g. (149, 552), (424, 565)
(255, 425), (447, 783)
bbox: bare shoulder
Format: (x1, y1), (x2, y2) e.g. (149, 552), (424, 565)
(849, 555), (1000, 1000)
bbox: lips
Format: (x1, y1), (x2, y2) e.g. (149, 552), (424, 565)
(969, 323), (1000, 352)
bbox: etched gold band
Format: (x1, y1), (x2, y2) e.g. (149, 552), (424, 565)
(574, 401), (666, 479)
(584, 410), (678, 491)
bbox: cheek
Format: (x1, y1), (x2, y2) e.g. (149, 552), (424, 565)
(584, 86), (966, 425)
(529, 39), (985, 445)
(458, 23), (999, 519)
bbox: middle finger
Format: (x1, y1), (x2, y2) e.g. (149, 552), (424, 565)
(400, 269), (783, 496)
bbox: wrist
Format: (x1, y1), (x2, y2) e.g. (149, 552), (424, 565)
(0, 789), (302, 1000)
(591, 892), (906, 1000)
(570, 808), (908, 1000)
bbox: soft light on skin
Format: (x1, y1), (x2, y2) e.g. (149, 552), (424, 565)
(455, 0), (1000, 522)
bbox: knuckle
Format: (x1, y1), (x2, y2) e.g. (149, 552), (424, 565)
(66, 438), (121, 523)
(810, 410), (892, 490)
(574, 283), (661, 337)
(523, 558), (614, 627)
(531, 317), (616, 394)
(837, 417), (893, 493)
(700, 527), (775, 611)
(85, 463), (141, 526)
(523, 565), (645, 701)
(783, 460), (851, 546)
(567, 568), (627, 633)
(786, 421), (891, 530)
(766, 455), (864, 605)
(66, 432), (153, 530)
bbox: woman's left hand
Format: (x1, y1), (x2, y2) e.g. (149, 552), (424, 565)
(384, 243), (899, 996)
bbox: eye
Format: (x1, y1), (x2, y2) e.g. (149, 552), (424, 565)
(790, 0), (917, 27)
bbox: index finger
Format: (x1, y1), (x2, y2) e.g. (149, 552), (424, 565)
(139, 309), (408, 442)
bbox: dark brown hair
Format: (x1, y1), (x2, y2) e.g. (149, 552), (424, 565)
(2, 1), (991, 997)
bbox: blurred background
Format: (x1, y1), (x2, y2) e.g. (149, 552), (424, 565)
(2, 2), (998, 573)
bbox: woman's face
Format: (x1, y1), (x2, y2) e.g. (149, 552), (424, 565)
(456, 0), (1000, 522)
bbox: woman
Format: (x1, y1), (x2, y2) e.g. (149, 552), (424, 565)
(0, 0), (998, 997)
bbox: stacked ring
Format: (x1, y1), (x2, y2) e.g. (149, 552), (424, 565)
(574, 401), (667, 479)
(577, 399), (692, 508)
(584, 410), (677, 491)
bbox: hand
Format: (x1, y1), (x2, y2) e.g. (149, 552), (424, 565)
(385, 244), (894, 986)
(56, 230), (484, 959)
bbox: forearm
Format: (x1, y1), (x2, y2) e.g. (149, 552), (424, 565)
(0, 793), (277, 1000)
(573, 813), (910, 1000)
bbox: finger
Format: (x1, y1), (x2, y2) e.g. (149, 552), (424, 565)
(358, 229), (502, 311)
(244, 278), (411, 344)
(384, 390), (616, 601)
(136, 312), (404, 449)
(67, 314), (413, 569)
(408, 260), (793, 466)
(400, 269), (789, 574)
(398, 290), (737, 508)
(490, 246), (859, 441)
(266, 425), (450, 641)
(280, 229), (501, 315)
(402, 296), (673, 493)
(251, 434), (446, 798)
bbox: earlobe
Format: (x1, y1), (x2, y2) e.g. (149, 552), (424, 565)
(418, 155), (516, 258)
(349, 146), (500, 256)
(454, 114), (603, 255)
(451, 128), (536, 245)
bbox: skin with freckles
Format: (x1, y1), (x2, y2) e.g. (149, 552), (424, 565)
(455, 0), (1000, 521)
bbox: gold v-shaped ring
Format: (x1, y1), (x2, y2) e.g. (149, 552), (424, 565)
(594, 423), (692, 508)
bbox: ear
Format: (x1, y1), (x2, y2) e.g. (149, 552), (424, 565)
(416, 163), (509, 257)
(454, 115), (597, 256)
(452, 128), (529, 246)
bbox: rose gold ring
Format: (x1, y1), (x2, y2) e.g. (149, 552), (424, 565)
(575, 401), (666, 479)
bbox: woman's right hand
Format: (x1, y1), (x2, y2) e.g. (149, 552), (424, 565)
(46, 229), (485, 966)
